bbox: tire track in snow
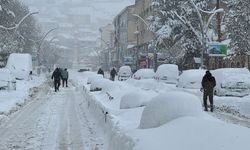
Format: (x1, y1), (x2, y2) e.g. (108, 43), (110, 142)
(0, 82), (105, 150)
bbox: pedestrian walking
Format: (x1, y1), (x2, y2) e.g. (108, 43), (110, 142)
(97, 68), (104, 77)
(61, 68), (69, 87)
(201, 70), (216, 112)
(110, 67), (117, 81)
(51, 68), (62, 92)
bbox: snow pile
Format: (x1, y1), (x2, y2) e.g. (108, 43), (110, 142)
(133, 116), (250, 150)
(120, 92), (145, 109)
(0, 75), (45, 119)
(177, 69), (205, 89)
(139, 91), (202, 129)
(6, 53), (32, 80)
(0, 68), (15, 90)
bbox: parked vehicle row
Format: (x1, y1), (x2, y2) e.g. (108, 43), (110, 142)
(87, 64), (250, 97)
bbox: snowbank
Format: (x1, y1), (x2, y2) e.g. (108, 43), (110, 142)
(0, 75), (45, 122)
(0, 68), (16, 90)
(139, 91), (202, 129)
(133, 116), (250, 150)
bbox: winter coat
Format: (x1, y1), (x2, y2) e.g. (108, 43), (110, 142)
(110, 68), (117, 77)
(61, 70), (68, 79)
(97, 69), (104, 76)
(51, 68), (62, 81)
(201, 71), (216, 92)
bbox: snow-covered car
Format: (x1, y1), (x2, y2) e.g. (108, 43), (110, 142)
(0, 68), (16, 90)
(118, 66), (132, 81)
(6, 53), (32, 80)
(154, 64), (179, 84)
(212, 68), (250, 97)
(133, 69), (155, 80)
(176, 69), (206, 89)
(90, 78), (113, 92)
(87, 74), (103, 84)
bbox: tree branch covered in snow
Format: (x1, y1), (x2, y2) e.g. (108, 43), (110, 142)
(0, 12), (39, 31)
(0, 0), (41, 56)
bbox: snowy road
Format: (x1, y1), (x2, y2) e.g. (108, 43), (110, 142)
(0, 82), (104, 150)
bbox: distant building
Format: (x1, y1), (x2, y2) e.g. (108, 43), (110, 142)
(113, 5), (137, 68)
(99, 24), (115, 70)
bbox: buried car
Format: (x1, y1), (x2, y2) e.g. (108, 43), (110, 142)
(154, 64), (179, 84)
(118, 66), (132, 81)
(133, 69), (155, 80)
(212, 68), (250, 97)
(176, 69), (206, 89)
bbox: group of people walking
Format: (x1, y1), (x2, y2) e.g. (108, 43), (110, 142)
(51, 68), (69, 92)
(97, 67), (117, 81)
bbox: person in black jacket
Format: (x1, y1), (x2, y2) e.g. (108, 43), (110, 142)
(97, 68), (104, 77)
(201, 70), (216, 112)
(51, 68), (62, 92)
(110, 68), (117, 81)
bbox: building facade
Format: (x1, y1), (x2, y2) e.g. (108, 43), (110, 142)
(99, 24), (115, 70)
(134, 0), (155, 69)
(113, 5), (137, 69)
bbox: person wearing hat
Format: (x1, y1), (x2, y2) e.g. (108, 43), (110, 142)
(201, 70), (216, 112)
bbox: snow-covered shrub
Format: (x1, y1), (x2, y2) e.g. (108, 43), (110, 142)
(120, 92), (144, 109)
(139, 91), (202, 129)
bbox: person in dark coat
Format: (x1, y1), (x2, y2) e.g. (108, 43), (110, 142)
(201, 70), (216, 112)
(61, 68), (69, 87)
(97, 68), (104, 77)
(51, 68), (62, 92)
(110, 67), (117, 81)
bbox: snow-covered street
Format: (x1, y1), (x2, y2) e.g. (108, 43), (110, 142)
(0, 81), (104, 150)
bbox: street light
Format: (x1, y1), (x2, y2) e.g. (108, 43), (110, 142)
(132, 13), (159, 71)
(37, 27), (58, 66)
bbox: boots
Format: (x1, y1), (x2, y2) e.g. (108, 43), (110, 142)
(210, 105), (214, 112)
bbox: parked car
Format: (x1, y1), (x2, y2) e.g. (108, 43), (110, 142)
(87, 74), (103, 84)
(133, 69), (155, 80)
(212, 68), (250, 97)
(0, 68), (16, 90)
(78, 68), (90, 72)
(118, 66), (132, 81)
(6, 53), (32, 80)
(154, 64), (179, 84)
(176, 69), (206, 89)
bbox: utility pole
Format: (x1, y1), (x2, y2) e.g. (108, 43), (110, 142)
(217, 0), (222, 42)
(135, 29), (139, 70)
